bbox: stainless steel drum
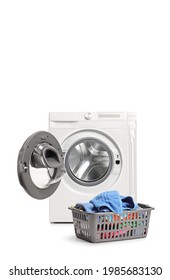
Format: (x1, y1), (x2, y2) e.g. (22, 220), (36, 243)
(65, 138), (113, 186)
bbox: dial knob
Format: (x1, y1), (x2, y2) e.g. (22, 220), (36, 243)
(84, 112), (92, 120)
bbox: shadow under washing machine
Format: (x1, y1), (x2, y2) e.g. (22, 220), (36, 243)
(17, 112), (137, 223)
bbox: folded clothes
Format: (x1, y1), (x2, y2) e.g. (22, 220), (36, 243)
(75, 191), (138, 214)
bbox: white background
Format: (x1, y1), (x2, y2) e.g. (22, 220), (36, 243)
(0, 0), (170, 279)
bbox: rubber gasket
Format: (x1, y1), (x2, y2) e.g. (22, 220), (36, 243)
(17, 131), (64, 199)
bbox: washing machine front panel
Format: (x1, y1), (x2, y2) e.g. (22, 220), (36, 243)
(49, 112), (137, 222)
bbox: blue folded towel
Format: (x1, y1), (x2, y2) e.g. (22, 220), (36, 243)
(75, 191), (138, 214)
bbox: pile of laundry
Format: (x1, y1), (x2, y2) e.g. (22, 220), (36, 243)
(75, 190), (138, 214)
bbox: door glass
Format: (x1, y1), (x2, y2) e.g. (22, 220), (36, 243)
(65, 138), (113, 186)
(30, 143), (61, 189)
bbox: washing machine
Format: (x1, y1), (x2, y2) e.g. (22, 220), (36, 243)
(17, 112), (137, 222)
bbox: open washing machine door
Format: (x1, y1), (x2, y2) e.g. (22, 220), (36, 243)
(17, 131), (65, 199)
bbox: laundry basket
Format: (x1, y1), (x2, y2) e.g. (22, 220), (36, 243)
(69, 204), (154, 243)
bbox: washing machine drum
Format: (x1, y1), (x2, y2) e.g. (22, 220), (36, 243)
(18, 131), (121, 199)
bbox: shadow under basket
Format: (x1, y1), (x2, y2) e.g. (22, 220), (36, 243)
(69, 204), (154, 243)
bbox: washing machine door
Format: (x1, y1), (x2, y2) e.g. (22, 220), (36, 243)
(17, 131), (65, 199)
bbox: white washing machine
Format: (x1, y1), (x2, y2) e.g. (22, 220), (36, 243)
(17, 112), (137, 223)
